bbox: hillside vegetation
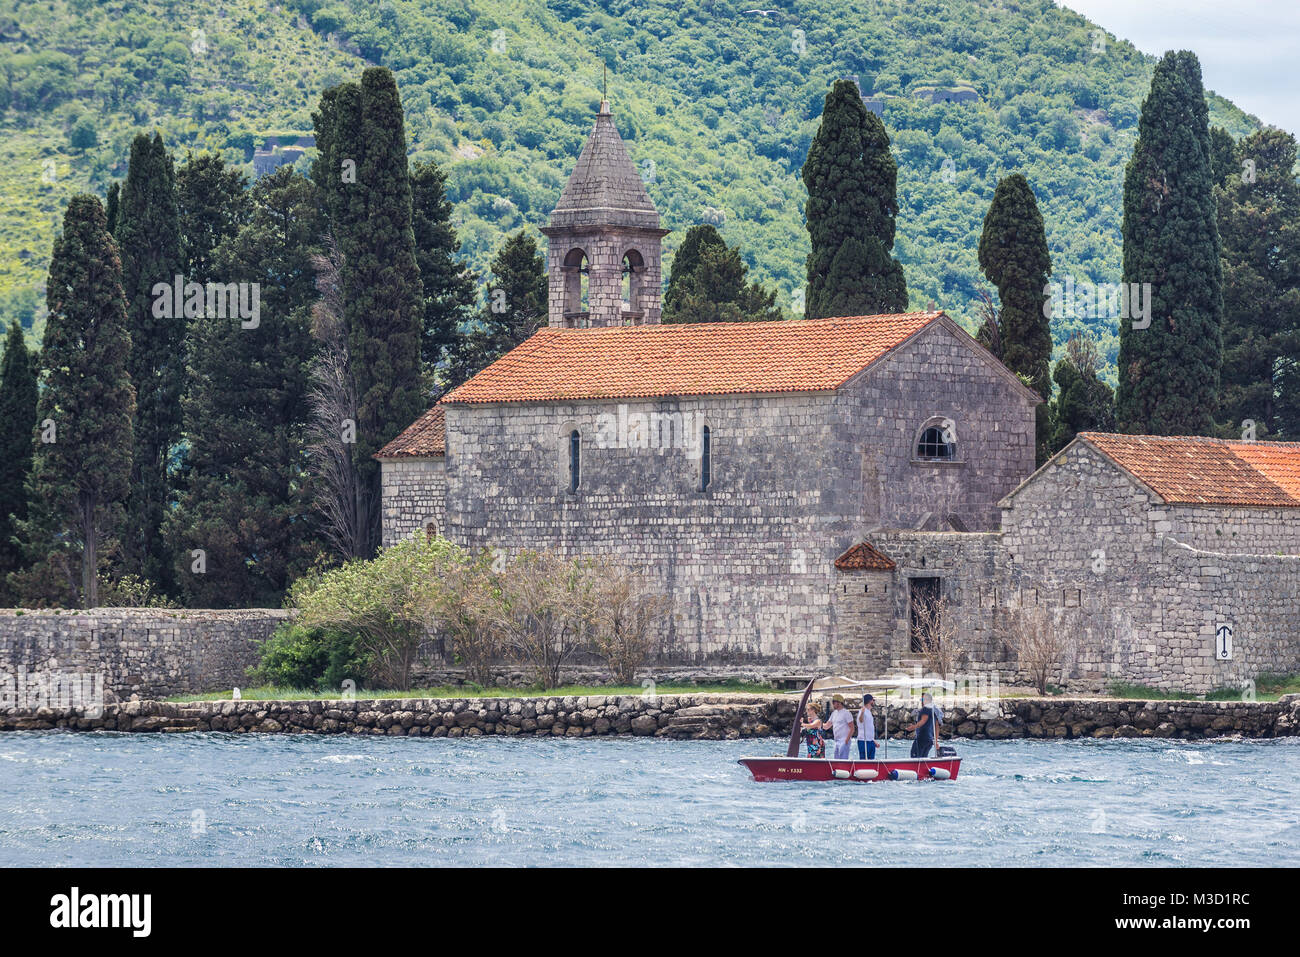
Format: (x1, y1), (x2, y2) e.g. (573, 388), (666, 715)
(0, 0), (1259, 370)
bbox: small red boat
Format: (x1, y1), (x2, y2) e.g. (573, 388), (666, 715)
(739, 755), (961, 782)
(739, 676), (962, 783)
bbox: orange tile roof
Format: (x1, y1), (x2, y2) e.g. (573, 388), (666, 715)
(834, 541), (897, 571)
(442, 312), (943, 405)
(1080, 433), (1300, 508)
(376, 404), (445, 458)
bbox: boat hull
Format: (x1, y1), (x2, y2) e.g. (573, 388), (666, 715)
(738, 755), (961, 782)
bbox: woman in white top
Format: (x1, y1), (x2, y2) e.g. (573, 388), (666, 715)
(856, 693), (877, 760)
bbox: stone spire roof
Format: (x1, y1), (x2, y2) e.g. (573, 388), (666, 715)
(548, 102), (660, 230)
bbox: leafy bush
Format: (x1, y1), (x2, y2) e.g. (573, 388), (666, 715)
(251, 622), (371, 691)
(288, 536), (456, 690)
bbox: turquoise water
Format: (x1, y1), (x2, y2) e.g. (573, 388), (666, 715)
(1, 733), (1296, 866)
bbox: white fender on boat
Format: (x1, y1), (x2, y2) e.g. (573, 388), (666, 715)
(832, 768), (851, 779)
(889, 769), (919, 781)
(852, 768), (878, 780)
(929, 767), (951, 780)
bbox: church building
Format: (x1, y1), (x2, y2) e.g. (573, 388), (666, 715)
(378, 103), (1300, 693)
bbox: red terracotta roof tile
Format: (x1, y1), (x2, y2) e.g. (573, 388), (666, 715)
(834, 541), (897, 571)
(442, 312), (943, 405)
(1080, 432), (1300, 508)
(376, 404), (445, 458)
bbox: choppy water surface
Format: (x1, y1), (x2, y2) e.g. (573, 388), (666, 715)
(0, 733), (1296, 866)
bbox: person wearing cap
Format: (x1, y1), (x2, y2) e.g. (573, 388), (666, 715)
(906, 691), (940, 758)
(856, 694), (877, 760)
(825, 694), (856, 760)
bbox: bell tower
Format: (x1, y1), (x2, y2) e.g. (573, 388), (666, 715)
(540, 101), (668, 328)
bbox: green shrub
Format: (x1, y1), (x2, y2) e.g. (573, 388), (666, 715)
(251, 623), (371, 691)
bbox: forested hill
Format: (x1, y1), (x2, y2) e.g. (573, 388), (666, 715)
(0, 0), (1259, 367)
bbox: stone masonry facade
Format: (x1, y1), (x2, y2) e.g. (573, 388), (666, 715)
(380, 457), (447, 541)
(412, 319), (1036, 670)
(829, 442), (1300, 694)
(0, 608), (290, 700)
(378, 102), (1300, 695)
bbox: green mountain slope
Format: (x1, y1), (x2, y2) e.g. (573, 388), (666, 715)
(0, 0), (1258, 369)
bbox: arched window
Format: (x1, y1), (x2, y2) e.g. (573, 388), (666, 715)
(562, 248), (589, 323)
(568, 429), (581, 492)
(916, 422), (957, 460)
(699, 425), (712, 491)
(424, 520), (439, 541)
(621, 249), (644, 322)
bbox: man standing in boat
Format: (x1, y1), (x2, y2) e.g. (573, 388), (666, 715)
(906, 692), (941, 758)
(856, 694), (877, 760)
(826, 694), (856, 760)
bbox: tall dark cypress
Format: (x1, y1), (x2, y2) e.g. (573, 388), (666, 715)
(115, 131), (182, 586)
(803, 79), (907, 318)
(410, 159), (476, 391)
(313, 68), (424, 558)
(19, 196), (134, 608)
(1213, 128), (1300, 440)
(167, 168), (323, 606)
(177, 152), (250, 285)
(105, 181), (120, 236)
(1115, 51), (1223, 436)
(0, 320), (38, 601)
(978, 173), (1054, 464)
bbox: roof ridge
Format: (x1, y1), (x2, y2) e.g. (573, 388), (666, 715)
(1081, 431), (1300, 449)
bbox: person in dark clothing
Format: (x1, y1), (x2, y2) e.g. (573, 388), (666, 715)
(907, 692), (940, 758)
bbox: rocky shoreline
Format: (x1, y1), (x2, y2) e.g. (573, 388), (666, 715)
(2, 692), (1298, 740)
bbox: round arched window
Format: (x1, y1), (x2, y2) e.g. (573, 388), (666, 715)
(917, 425), (956, 460)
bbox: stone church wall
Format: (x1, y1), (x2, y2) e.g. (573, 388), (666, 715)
(442, 391), (857, 668)
(380, 457), (447, 545)
(997, 442), (1300, 692)
(836, 321), (1037, 534)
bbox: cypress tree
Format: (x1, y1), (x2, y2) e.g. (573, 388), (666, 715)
(18, 196), (134, 608)
(664, 224), (726, 316)
(105, 181), (119, 236)
(1208, 126), (1237, 189)
(447, 230), (547, 388)
(978, 173), (1054, 464)
(1048, 333), (1115, 453)
(1213, 128), (1300, 440)
(115, 131), (182, 586)
(803, 79), (907, 318)
(167, 168), (323, 606)
(0, 320), (38, 602)
(410, 159), (477, 391)
(312, 68), (424, 558)
(1115, 51), (1223, 435)
(177, 152), (250, 284)
(663, 237), (782, 324)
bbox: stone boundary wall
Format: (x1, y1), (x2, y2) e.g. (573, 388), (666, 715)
(4, 692), (1296, 740)
(0, 608), (292, 701)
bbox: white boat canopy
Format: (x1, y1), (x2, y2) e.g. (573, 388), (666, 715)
(786, 675), (957, 695)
